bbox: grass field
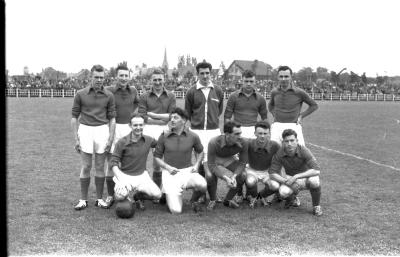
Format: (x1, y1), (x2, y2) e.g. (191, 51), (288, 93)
(6, 98), (400, 256)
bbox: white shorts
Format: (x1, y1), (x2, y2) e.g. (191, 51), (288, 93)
(246, 166), (271, 182)
(190, 128), (221, 162)
(111, 123), (131, 153)
(240, 126), (256, 139)
(78, 124), (109, 154)
(161, 167), (205, 195)
(143, 124), (167, 140)
(270, 122), (305, 146)
(113, 170), (161, 199)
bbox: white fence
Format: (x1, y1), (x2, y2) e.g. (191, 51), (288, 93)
(5, 88), (400, 101)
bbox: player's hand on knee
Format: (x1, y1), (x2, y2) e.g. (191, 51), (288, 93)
(289, 182), (301, 195)
(285, 176), (297, 186)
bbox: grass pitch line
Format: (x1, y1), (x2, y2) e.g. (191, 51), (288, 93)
(308, 142), (400, 172)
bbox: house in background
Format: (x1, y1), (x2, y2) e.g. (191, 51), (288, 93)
(225, 60), (272, 80)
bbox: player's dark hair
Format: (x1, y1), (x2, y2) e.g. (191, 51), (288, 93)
(196, 61), (212, 73)
(254, 121), (270, 131)
(91, 64), (104, 73)
(277, 65), (293, 75)
(116, 64), (129, 73)
(130, 113), (146, 124)
(282, 129), (297, 139)
(242, 70), (255, 78)
(224, 120), (241, 134)
(170, 107), (189, 121)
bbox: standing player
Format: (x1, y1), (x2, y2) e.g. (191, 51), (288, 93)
(268, 65), (318, 146)
(138, 69), (176, 196)
(206, 121), (249, 210)
(153, 108), (207, 214)
(224, 69), (268, 203)
(71, 64), (116, 210)
(224, 70), (268, 138)
(104, 64), (139, 207)
(185, 61), (224, 203)
(268, 129), (322, 216)
(110, 114), (162, 211)
(245, 121), (280, 208)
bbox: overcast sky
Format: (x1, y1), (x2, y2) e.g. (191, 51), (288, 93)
(6, 0), (400, 77)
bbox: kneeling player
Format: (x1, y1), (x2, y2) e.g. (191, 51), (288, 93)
(110, 114), (162, 212)
(154, 108), (207, 214)
(245, 121), (280, 208)
(268, 129), (323, 216)
(206, 121), (249, 210)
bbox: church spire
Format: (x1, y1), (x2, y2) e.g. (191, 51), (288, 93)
(162, 47), (169, 73)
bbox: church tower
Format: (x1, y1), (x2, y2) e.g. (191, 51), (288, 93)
(162, 47), (169, 74)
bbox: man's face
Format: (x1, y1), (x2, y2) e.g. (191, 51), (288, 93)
(278, 69), (292, 89)
(151, 74), (164, 91)
(117, 69), (129, 87)
(130, 117), (144, 137)
(282, 135), (298, 156)
(227, 127), (242, 145)
(242, 76), (256, 94)
(169, 113), (185, 131)
(198, 68), (211, 86)
(254, 127), (270, 145)
(91, 70), (105, 90)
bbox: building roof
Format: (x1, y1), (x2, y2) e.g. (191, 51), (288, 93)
(227, 60), (271, 76)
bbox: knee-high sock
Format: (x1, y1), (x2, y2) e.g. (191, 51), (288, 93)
(224, 174), (245, 201)
(105, 176), (115, 196)
(152, 171), (162, 188)
(207, 175), (218, 201)
(310, 186), (321, 206)
(246, 184), (258, 198)
(259, 186), (276, 198)
(190, 190), (204, 203)
(95, 176), (105, 199)
(80, 177), (90, 200)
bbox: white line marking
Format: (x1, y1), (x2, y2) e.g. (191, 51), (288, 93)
(307, 142), (400, 172)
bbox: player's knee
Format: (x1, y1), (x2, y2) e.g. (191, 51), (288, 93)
(197, 178), (207, 192)
(81, 163), (92, 173)
(246, 175), (257, 188)
(266, 180), (280, 191)
(279, 185), (293, 199)
(308, 176), (320, 189)
(153, 190), (162, 200)
(168, 205), (182, 214)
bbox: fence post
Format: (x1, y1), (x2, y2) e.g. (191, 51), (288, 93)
(28, 89), (30, 98)
(39, 89), (42, 98)
(16, 88), (19, 98)
(62, 89), (64, 98)
(51, 89), (53, 98)
(74, 89), (76, 97)
(384, 94), (386, 101)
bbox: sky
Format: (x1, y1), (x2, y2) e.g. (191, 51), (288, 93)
(5, 0), (400, 77)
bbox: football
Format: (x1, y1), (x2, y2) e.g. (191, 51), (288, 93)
(115, 199), (135, 219)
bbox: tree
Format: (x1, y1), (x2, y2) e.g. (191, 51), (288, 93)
(184, 70), (194, 80)
(177, 55), (185, 69)
(191, 57), (197, 67)
(316, 67), (330, 80)
(186, 55), (191, 66)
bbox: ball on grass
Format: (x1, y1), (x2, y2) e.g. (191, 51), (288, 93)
(115, 199), (135, 219)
